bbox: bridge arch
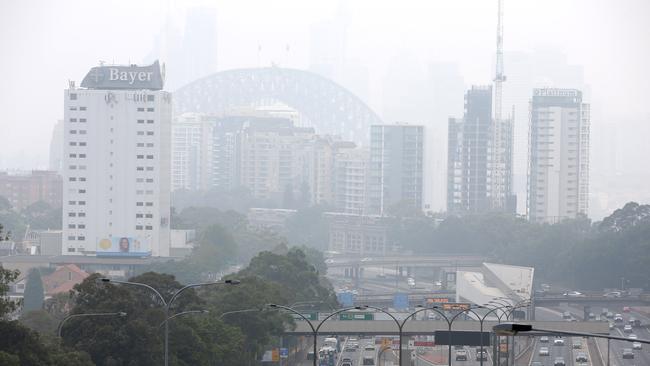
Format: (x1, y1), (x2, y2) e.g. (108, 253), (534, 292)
(173, 67), (382, 143)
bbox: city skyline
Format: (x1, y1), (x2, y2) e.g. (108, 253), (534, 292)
(2, 0), (650, 219)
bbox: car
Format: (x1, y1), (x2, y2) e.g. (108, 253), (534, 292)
(554, 357), (566, 366)
(540, 336), (549, 343)
(575, 352), (588, 362)
(588, 312), (595, 319)
(563, 291), (583, 297)
(341, 363), (352, 366)
(553, 338), (565, 346)
(608, 322), (615, 330)
(572, 340), (582, 349)
(628, 334), (638, 340)
(475, 350), (488, 361)
(341, 358), (353, 363)
(624, 324), (633, 333)
(623, 306), (631, 312)
(407, 277), (416, 287)
(622, 348), (634, 359)
(614, 313), (623, 322)
(633, 342), (642, 350)
(562, 311), (572, 320)
(364, 345), (376, 351)
(344, 346), (357, 352)
(455, 349), (468, 361)
(604, 291), (621, 298)
(605, 312), (614, 318)
(539, 347), (550, 356)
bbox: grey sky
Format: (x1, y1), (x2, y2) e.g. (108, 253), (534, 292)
(1, 0), (649, 217)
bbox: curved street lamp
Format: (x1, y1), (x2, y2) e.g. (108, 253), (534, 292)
(57, 311), (127, 338)
(98, 277), (239, 366)
(158, 309), (209, 328)
(268, 304), (361, 366)
(219, 307), (266, 320)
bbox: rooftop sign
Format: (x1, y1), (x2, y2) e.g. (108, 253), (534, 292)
(80, 60), (163, 90)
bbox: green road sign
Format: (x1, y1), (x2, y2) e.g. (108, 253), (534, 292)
(339, 312), (374, 321)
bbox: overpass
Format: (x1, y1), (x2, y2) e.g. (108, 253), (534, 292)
(284, 320), (609, 336)
(326, 255), (487, 269)
(534, 295), (650, 306)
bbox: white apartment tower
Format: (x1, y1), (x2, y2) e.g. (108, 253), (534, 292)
(63, 61), (171, 256)
(528, 88), (589, 223)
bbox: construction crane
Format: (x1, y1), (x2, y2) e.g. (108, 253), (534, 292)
(491, 0), (510, 210)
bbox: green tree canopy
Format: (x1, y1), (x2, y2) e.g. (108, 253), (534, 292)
(23, 268), (45, 313)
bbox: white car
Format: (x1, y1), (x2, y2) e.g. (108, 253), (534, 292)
(539, 347), (550, 356)
(624, 325), (633, 333)
(628, 334), (638, 340)
(553, 338), (565, 346)
(563, 291), (584, 297)
(633, 342), (642, 350)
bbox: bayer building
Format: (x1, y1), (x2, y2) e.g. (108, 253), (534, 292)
(62, 61), (171, 256)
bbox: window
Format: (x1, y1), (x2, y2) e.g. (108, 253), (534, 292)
(68, 224), (76, 229)
(80, 106), (87, 111)
(70, 118), (77, 122)
(136, 178), (144, 183)
(79, 142), (86, 146)
(68, 236), (76, 240)
(146, 119), (154, 124)
(70, 93), (77, 100)
(69, 142), (77, 146)
(67, 247), (76, 252)
(78, 201), (86, 205)
(78, 212), (86, 217)
(136, 143), (144, 147)
(146, 131), (154, 136)
(79, 177), (86, 182)
(147, 95), (154, 102)
(136, 213), (143, 218)
(137, 107), (145, 112)
(137, 155), (144, 159)
(145, 225), (153, 230)
(137, 119), (145, 124)
(146, 190), (153, 195)
(136, 167), (144, 171)
(78, 224), (85, 229)
(79, 165), (86, 170)
(146, 107), (154, 112)
(69, 165), (77, 170)
(70, 130), (77, 134)
(136, 202), (144, 206)
(68, 201), (76, 205)
(79, 118), (86, 123)
(79, 154), (86, 158)
(146, 202), (153, 207)
(146, 178), (154, 183)
(146, 155), (154, 159)
(69, 106), (77, 111)
(145, 213), (153, 218)
(146, 166), (154, 171)
(68, 212), (76, 217)
(69, 177), (76, 181)
(69, 153), (77, 158)
(78, 189), (86, 193)
(146, 143), (154, 147)
(137, 131), (144, 135)
(77, 236), (85, 240)
(79, 130), (87, 134)
(136, 225), (143, 230)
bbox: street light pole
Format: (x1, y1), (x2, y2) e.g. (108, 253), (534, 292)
(99, 277), (239, 366)
(158, 309), (209, 328)
(268, 304), (360, 366)
(57, 311), (127, 338)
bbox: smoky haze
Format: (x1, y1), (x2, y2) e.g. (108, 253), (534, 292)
(1, 0), (649, 219)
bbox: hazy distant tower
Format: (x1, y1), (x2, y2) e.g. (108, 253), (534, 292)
(527, 88), (590, 223)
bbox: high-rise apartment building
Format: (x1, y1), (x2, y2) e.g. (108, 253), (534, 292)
(171, 113), (215, 191)
(447, 86), (515, 214)
(368, 124), (424, 215)
(333, 142), (368, 215)
(62, 61), (171, 256)
(528, 88), (589, 223)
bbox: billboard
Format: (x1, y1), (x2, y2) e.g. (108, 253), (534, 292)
(434, 331), (492, 346)
(97, 237), (151, 257)
(80, 60), (164, 90)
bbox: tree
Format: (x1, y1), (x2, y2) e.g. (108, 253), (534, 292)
(22, 201), (62, 231)
(0, 265), (20, 318)
(23, 268), (45, 313)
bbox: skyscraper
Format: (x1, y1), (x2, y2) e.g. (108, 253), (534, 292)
(368, 124), (424, 215)
(528, 88), (590, 223)
(62, 61), (171, 256)
(447, 86), (493, 214)
(447, 86), (515, 214)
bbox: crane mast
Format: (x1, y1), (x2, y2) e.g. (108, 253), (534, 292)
(491, 0), (509, 210)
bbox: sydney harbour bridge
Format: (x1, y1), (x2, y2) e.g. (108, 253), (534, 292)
(173, 67), (383, 143)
